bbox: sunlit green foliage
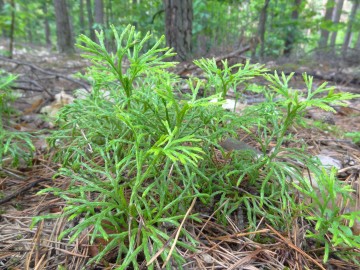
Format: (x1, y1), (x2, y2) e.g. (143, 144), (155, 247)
(32, 25), (360, 268)
(1, 0), (358, 58)
(0, 70), (34, 168)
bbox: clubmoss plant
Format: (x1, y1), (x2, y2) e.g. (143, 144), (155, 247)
(346, 132), (360, 145)
(294, 166), (360, 263)
(197, 60), (360, 265)
(36, 25), (256, 269)
(34, 25), (360, 268)
(0, 70), (34, 168)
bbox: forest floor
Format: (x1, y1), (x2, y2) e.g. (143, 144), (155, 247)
(1, 43), (360, 269)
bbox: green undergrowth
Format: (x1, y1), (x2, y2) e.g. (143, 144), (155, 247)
(346, 132), (360, 146)
(34, 25), (360, 269)
(0, 70), (34, 169)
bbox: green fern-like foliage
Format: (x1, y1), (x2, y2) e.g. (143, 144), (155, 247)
(38, 25), (247, 269)
(34, 25), (360, 268)
(0, 70), (34, 168)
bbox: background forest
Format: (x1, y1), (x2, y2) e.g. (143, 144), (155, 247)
(1, 1), (360, 270)
(0, 0), (360, 60)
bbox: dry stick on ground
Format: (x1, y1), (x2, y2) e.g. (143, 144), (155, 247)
(162, 197), (197, 268)
(209, 229), (270, 241)
(14, 78), (53, 98)
(266, 224), (326, 270)
(227, 248), (263, 270)
(146, 198), (197, 268)
(10, 85), (44, 92)
(0, 178), (50, 205)
(0, 56), (90, 92)
(282, 70), (360, 86)
(177, 45), (251, 75)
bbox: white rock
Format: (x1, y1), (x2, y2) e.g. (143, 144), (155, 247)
(316, 154), (342, 170)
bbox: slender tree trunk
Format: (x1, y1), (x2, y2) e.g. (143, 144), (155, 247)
(27, 23), (33, 44)
(86, 0), (96, 41)
(356, 32), (360, 50)
(258, 0), (271, 59)
(318, 0), (335, 49)
(0, 0), (6, 37)
(79, 0), (85, 35)
(23, 4), (33, 43)
(106, 0), (113, 27)
(342, 0), (359, 56)
(104, 0), (113, 51)
(284, 0), (301, 56)
(43, 1), (51, 46)
(132, 0), (138, 28)
(53, 0), (75, 54)
(94, 0), (104, 31)
(330, 0), (344, 49)
(164, 0), (193, 60)
(105, 0), (109, 28)
(9, 0), (15, 58)
(94, 0), (104, 25)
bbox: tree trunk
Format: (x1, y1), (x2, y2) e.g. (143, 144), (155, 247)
(132, 0), (138, 28)
(53, 0), (75, 54)
(43, 1), (51, 46)
(342, 0), (359, 56)
(164, 0), (193, 60)
(79, 0), (85, 35)
(24, 4), (33, 43)
(258, 0), (271, 59)
(86, 0), (96, 41)
(284, 0), (301, 56)
(318, 0), (335, 49)
(330, 0), (344, 49)
(106, 0), (112, 27)
(356, 32), (360, 50)
(94, 0), (104, 29)
(27, 22), (33, 44)
(9, 0), (15, 58)
(0, 0), (5, 37)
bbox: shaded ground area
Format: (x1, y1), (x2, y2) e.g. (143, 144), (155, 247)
(1, 44), (360, 269)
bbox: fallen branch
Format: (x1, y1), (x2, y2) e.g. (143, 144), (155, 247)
(213, 45), (251, 62)
(10, 85), (43, 92)
(177, 45), (251, 75)
(283, 71), (360, 86)
(0, 178), (50, 205)
(0, 56), (90, 92)
(13, 78), (54, 97)
(266, 224), (326, 270)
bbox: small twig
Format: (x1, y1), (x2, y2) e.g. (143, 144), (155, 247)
(318, 139), (354, 143)
(10, 85), (43, 92)
(79, 128), (93, 153)
(146, 231), (177, 267)
(0, 167), (27, 179)
(338, 165), (360, 173)
(266, 224), (326, 270)
(209, 228), (269, 241)
(333, 105), (360, 113)
(177, 45), (251, 75)
(162, 197), (197, 268)
(17, 77), (54, 98)
(228, 248), (263, 270)
(147, 198), (197, 268)
(0, 55), (90, 92)
(0, 178), (50, 205)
